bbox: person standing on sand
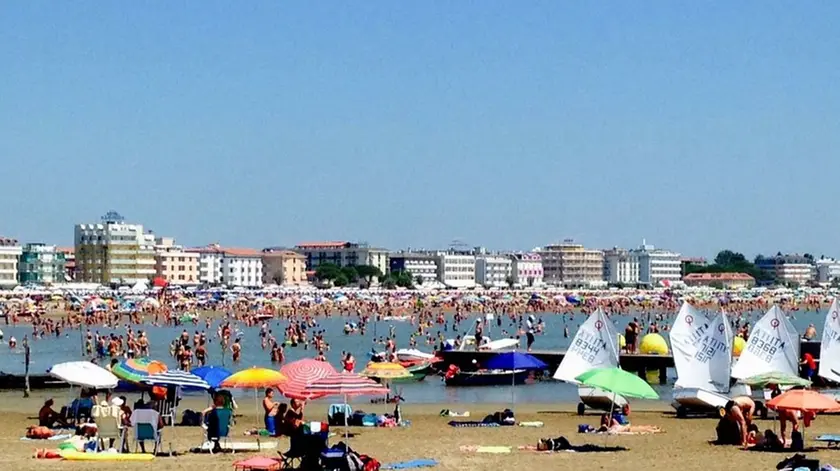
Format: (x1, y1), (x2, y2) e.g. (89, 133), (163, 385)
(724, 396), (755, 447)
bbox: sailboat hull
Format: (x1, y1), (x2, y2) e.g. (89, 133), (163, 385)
(672, 388), (729, 416)
(578, 386), (627, 412)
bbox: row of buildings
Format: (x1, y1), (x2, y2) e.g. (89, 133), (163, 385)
(3, 211), (838, 290)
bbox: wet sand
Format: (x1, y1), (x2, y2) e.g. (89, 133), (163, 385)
(4, 391), (840, 470)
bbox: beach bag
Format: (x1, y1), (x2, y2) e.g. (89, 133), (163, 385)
(715, 418), (740, 445)
(181, 409), (201, 426)
(359, 454), (380, 471)
(790, 430), (804, 452)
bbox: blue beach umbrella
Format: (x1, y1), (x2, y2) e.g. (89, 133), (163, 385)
(485, 352), (547, 409)
(192, 366), (233, 389)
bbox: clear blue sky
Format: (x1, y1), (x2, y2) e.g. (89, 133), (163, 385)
(2, 2), (838, 258)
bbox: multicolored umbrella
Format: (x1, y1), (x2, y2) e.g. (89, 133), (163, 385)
(143, 370), (210, 390)
(279, 359), (337, 400)
(360, 362), (412, 380)
(219, 367), (287, 389)
(112, 358), (167, 384)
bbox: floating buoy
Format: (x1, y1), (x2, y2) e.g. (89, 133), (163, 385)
(617, 333), (626, 349)
(733, 336), (746, 357)
(639, 333), (669, 355)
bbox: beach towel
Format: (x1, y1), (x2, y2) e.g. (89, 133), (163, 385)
(518, 445), (627, 453)
(448, 421), (499, 428)
(459, 445), (511, 454)
(815, 435), (840, 447)
(20, 434), (71, 441)
(439, 409), (470, 418)
(518, 421), (543, 428)
(382, 459), (439, 469)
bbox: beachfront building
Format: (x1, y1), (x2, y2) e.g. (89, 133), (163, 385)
(511, 252), (544, 288)
(680, 257), (707, 277)
(816, 258), (840, 285)
(538, 240), (605, 288)
(154, 237), (199, 286)
(0, 238), (22, 288)
(74, 212), (157, 285)
(262, 248), (308, 286)
(389, 252), (439, 286)
(295, 241), (389, 275)
(754, 254), (815, 286)
(18, 243), (66, 285)
(683, 272), (756, 289)
(434, 252), (476, 288)
(475, 254), (512, 288)
(57, 247), (76, 281)
(603, 248), (640, 285)
(633, 241), (682, 287)
(189, 244), (263, 287)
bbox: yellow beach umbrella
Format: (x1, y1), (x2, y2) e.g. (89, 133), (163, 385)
(220, 367), (288, 389)
(360, 362), (411, 380)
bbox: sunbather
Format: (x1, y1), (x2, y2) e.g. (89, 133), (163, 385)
(38, 399), (67, 428)
(598, 414), (661, 434)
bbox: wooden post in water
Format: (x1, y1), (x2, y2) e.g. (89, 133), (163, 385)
(23, 335), (30, 398)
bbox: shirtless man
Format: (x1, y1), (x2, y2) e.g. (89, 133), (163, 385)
(725, 396), (755, 447)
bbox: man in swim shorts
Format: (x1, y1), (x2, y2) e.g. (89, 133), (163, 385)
(724, 396), (755, 447)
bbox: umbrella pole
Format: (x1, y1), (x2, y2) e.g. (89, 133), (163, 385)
(511, 368), (515, 412)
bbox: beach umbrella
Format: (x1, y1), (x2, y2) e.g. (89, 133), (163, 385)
(743, 372), (811, 388)
(143, 370), (211, 390)
(767, 389), (840, 413)
(303, 372), (389, 440)
(485, 352), (547, 409)
(220, 367), (287, 389)
(360, 362), (412, 381)
(192, 366), (233, 389)
(112, 358), (168, 384)
(575, 367), (659, 400)
(48, 361), (119, 389)
(279, 359), (336, 400)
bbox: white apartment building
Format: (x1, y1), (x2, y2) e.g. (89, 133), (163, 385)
(295, 241), (390, 275)
(0, 238), (22, 288)
(511, 252), (544, 287)
(603, 248), (640, 285)
(189, 244), (263, 287)
(435, 253), (476, 288)
(389, 253), (439, 285)
(816, 258), (840, 284)
(634, 241), (681, 286)
(539, 240), (605, 288)
(475, 255), (512, 288)
(755, 254), (816, 285)
(74, 212), (157, 284)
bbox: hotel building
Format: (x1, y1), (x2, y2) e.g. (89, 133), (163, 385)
(475, 254), (512, 288)
(633, 241), (682, 286)
(603, 248), (640, 285)
(0, 238), (22, 288)
(18, 243), (66, 285)
(389, 252), (439, 286)
(189, 244), (263, 287)
(57, 247), (76, 281)
(755, 254), (816, 285)
(435, 252), (476, 288)
(262, 248), (308, 286)
(816, 258), (840, 284)
(74, 212), (157, 285)
(511, 252), (544, 287)
(295, 241), (389, 275)
(539, 240), (605, 288)
(154, 237), (200, 286)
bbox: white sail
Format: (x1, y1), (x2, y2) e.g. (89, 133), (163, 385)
(672, 304), (733, 392)
(553, 308), (619, 383)
(731, 306), (800, 380)
(818, 299), (840, 383)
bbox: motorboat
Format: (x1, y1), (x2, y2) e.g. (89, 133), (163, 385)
(552, 308), (627, 415)
(395, 348), (435, 362)
(444, 368), (530, 387)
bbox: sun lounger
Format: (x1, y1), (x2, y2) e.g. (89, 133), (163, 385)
(448, 421), (500, 428)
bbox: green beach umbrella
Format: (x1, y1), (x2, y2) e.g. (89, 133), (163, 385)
(575, 367), (659, 400)
(743, 372), (811, 388)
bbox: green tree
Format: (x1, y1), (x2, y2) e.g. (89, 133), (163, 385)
(333, 273), (350, 287)
(341, 266), (359, 284)
(505, 275), (515, 289)
(414, 275), (424, 286)
(315, 263), (341, 281)
(355, 265), (383, 287)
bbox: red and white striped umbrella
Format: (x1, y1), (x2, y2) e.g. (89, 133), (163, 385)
(279, 359), (337, 400)
(303, 371), (389, 398)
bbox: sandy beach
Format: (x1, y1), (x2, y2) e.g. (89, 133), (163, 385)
(4, 391), (840, 470)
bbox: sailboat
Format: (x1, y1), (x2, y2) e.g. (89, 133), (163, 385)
(730, 305), (801, 416)
(670, 303), (743, 417)
(553, 308), (626, 415)
(818, 299), (840, 385)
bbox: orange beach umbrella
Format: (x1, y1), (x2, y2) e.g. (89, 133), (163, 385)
(767, 389), (840, 413)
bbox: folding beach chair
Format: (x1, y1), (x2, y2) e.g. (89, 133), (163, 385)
(279, 428), (328, 470)
(131, 409), (162, 454)
(205, 407), (233, 454)
(92, 402), (126, 452)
